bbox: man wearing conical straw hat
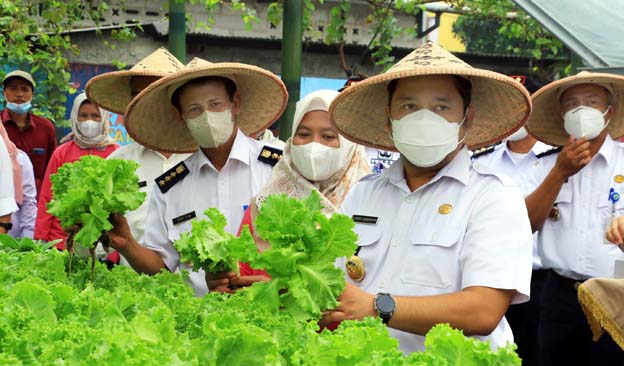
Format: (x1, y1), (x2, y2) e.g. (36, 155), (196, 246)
(104, 57), (288, 296)
(523, 71), (624, 364)
(322, 42), (534, 354)
(85, 48), (192, 267)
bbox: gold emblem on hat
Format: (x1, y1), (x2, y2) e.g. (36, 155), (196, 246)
(346, 255), (365, 282)
(615, 175), (624, 183)
(438, 204), (452, 215)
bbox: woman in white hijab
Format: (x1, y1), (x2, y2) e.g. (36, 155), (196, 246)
(237, 89), (371, 276)
(34, 92), (119, 249)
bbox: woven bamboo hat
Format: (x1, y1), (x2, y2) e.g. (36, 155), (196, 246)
(526, 71), (624, 146)
(124, 57), (288, 153)
(329, 42), (532, 151)
(85, 48), (184, 114)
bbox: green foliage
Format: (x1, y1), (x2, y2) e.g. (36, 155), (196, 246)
(246, 191), (358, 321)
(0, 0), (137, 124)
(453, 0), (565, 58)
(453, 0), (571, 80)
(173, 208), (257, 273)
(47, 156), (146, 248)
(0, 234), (59, 253)
(0, 239), (521, 365)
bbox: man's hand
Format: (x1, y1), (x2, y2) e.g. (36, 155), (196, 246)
(320, 283), (375, 325)
(205, 271), (270, 293)
(606, 216), (624, 245)
(205, 271), (237, 293)
(554, 136), (591, 179)
(108, 213), (134, 251)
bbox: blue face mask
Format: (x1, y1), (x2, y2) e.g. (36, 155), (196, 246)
(6, 101), (32, 115)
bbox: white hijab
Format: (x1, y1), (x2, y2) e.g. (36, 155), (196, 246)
(255, 89), (370, 214)
(65, 92), (116, 149)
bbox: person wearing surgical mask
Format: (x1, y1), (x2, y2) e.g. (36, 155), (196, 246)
(34, 92), (119, 249)
(316, 43), (534, 354)
(524, 72), (624, 365)
(103, 58), (287, 296)
(1, 70), (57, 196)
(235, 90), (371, 278)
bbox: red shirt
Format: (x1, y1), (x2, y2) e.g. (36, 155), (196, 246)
(1, 109), (57, 195)
(237, 207), (270, 277)
(34, 140), (119, 249)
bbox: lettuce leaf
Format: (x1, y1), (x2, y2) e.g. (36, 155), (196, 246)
(46, 155), (146, 247)
(245, 191), (358, 321)
(173, 208), (257, 273)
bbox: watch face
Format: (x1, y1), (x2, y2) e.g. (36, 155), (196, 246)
(376, 294), (395, 313)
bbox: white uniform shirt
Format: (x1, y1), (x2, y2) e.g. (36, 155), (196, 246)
(527, 135), (624, 280)
(9, 150), (36, 238)
(338, 148), (533, 354)
(474, 141), (551, 269)
(0, 137), (17, 216)
(107, 143), (191, 266)
(142, 129), (274, 296)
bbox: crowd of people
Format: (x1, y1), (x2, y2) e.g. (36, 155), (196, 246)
(1, 42), (624, 365)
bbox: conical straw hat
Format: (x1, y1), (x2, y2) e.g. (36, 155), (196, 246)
(124, 57), (288, 153)
(329, 42), (532, 151)
(527, 71), (624, 146)
(86, 48), (184, 114)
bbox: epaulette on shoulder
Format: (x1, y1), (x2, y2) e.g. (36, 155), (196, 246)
(471, 144), (498, 160)
(155, 161), (189, 194)
(536, 146), (563, 159)
(257, 145), (283, 166)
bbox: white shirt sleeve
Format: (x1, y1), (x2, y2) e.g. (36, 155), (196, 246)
(0, 137), (17, 216)
(460, 182), (533, 304)
(141, 186), (180, 272)
(13, 151), (37, 238)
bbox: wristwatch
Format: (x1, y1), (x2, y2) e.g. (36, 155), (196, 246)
(374, 292), (396, 324)
(0, 222), (13, 232)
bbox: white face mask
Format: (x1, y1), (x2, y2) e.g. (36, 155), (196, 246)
(185, 109), (235, 148)
(507, 126), (529, 142)
(563, 106), (610, 140)
(291, 142), (350, 181)
(391, 109), (465, 168)
(78, 120), (102, 138)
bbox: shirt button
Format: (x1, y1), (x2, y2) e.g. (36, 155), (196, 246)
(392, 240), (399, 247)
(378, 282), (384, 288)
(430, 233), (438, 241)
(405, 196), (415, 203)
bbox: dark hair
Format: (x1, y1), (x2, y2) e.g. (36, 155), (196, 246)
(387, 75), (472, 111)
(170, 76), (237, 110)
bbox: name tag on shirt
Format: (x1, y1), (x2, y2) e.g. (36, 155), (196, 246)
(138, 181), (147, 188)
(172, 211), (196, 225)
(32, 147), (45, 155)
(352, 215), (378, 225)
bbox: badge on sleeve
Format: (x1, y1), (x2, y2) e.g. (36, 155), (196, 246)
(346, 247), (365, 282)
(258, 145), (283, 166)
(155, 162), (189, 194)
(615, 175), (624, 184)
